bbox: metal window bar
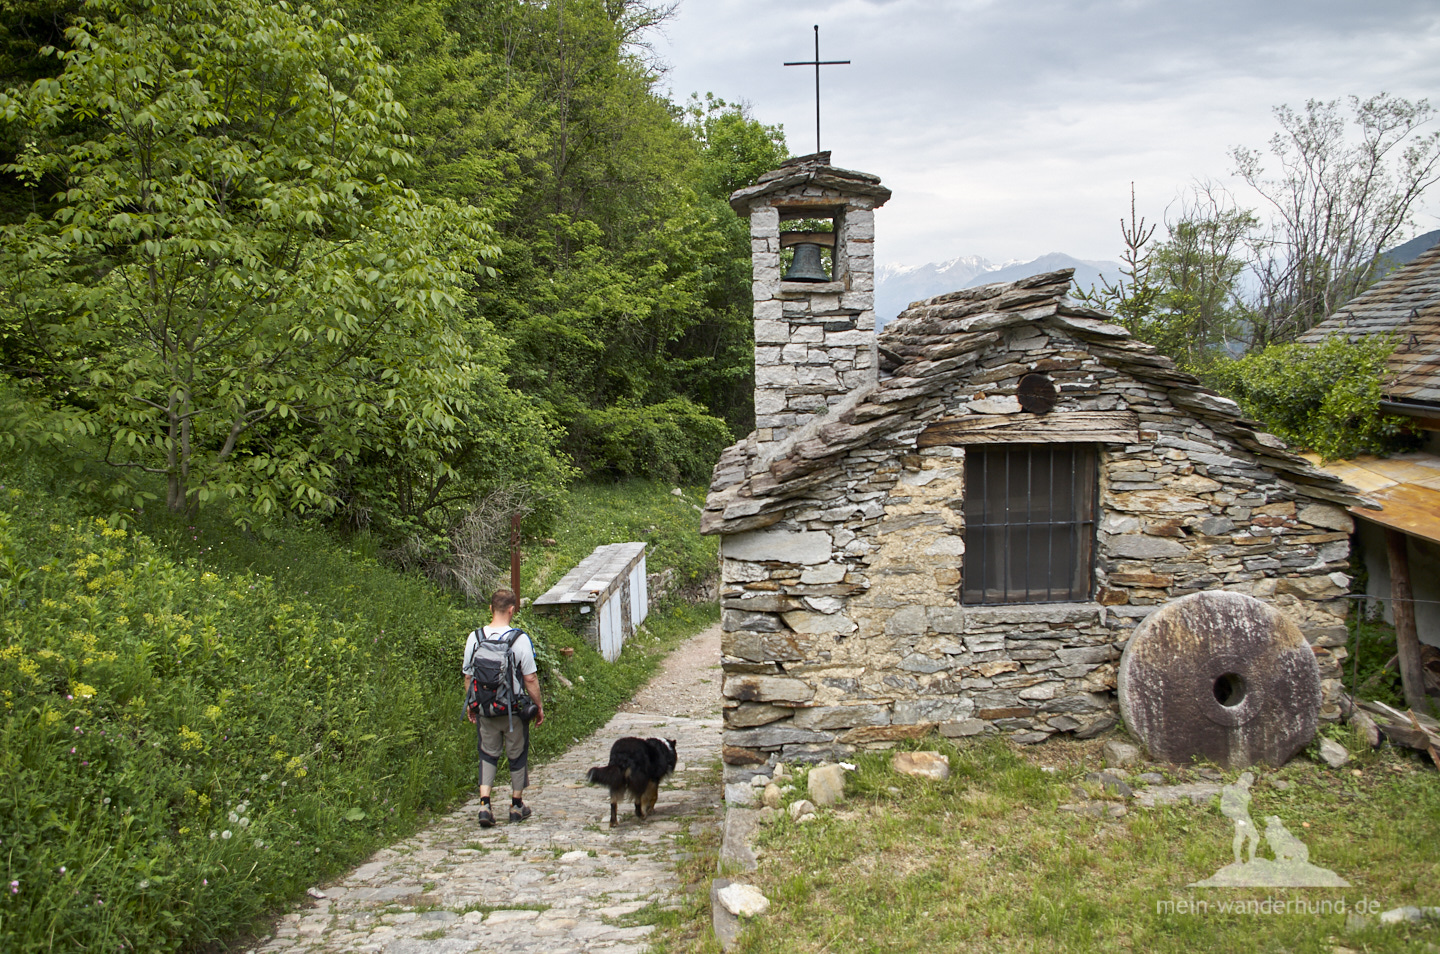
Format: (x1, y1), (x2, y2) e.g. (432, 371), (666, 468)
(961, 444), (1097, 604)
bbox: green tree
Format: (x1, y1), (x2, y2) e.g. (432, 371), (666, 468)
(1147, 192), (1255, 368)
(0, 0), (501, 521)
(1074, 184), (1162, 337)
(685, 92), (788, 199)
(1078, 185), (1252, 371)
(0, 0), (80, 224)
(326, 1), (783, 482)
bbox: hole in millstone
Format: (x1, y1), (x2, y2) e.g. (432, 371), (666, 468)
(1213, 672), (1247, 707)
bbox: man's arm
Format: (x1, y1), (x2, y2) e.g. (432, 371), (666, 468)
(523, 672), (544, 725)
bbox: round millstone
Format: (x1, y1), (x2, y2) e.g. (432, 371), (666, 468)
(1117, 591), (1320, 769)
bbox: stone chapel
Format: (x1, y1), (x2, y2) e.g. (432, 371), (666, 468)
(700, 153), (1360, 775)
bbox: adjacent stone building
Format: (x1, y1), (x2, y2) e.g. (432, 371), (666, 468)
(702, 153), (1359, 774)
(1300, 238), (1440, 704)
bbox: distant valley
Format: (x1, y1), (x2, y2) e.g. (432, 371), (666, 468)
(874, 252), (1119, 328)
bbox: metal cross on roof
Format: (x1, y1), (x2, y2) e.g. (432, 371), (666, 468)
(784, 25), (850, 156)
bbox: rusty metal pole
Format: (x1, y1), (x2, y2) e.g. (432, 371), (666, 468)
(510, 514), (522, 602)
(1385, 529), (1427, 711)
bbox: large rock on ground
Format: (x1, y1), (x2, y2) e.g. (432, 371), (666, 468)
(807, 763), (847, 806)
(1317, 737), (1350, 768)
(1102, 739), (1141, 769)
(891, 751), (951, 780)
(1117, 591), (1320, 769)
(717, 882), (771, 918)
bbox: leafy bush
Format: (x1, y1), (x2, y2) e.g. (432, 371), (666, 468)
(1346, 612), (1409, 711)
(566, 399), (733, 483)
(0, 463), (716, 951)
(1203, 334), (1418, 459)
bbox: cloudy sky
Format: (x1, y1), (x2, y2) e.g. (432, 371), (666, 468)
(652, 0), (1440, 270)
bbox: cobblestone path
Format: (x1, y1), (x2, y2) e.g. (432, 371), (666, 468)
(248, 626), (723, 954)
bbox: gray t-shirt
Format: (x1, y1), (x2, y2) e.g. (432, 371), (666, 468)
(462, 625), (538, 680)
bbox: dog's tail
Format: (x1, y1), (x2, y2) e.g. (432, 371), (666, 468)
(586, 765), (626, 788)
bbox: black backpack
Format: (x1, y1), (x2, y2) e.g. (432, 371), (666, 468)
(465, 627), (525, 724)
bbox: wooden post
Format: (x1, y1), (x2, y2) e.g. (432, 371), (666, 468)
(1386, 528), (1428, 711)
(510, 514), (522, 602)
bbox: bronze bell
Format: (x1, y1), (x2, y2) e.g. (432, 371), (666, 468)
(783, 242), (829, 282)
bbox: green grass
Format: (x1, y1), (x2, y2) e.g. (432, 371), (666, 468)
(654, 735), (1439, 954)
(0, 457), (716, 953)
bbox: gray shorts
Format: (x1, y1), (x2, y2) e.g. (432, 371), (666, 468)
(476, 715), (530, 791)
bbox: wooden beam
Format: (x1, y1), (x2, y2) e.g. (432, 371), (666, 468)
(917, 410), (1140, 447)
(780, 231), (836, 249)
(1386, 528), (1429, 711)
(510, 514), (522, 601)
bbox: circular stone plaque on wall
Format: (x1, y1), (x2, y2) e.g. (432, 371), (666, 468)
(1117, 591), (1321, 769)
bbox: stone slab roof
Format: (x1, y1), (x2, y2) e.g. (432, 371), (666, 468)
(703, 269), (1356, 536)
(532, 542), (646, 606)
(728, 150), (892, 215)
(1300, 241), (1440, 407)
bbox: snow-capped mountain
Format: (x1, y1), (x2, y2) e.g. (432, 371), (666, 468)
(875, 252), (1120, 328)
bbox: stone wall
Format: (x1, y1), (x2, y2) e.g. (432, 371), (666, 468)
(718, 319), (1353, 776)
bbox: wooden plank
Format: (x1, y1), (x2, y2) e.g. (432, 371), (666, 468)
(1406, 709), (1440, 770)
(1363, 698), (1440, 732)
(917, 410), (1139, 447)
(1354, 482), (1440, 547)
(1359, 699), (1440, 766)
(779, 231), (836, 249)
(1386, 528), (1429, 711)
(1375, 719), (1435, 750)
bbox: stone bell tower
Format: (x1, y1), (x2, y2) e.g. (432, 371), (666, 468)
(729, 152), (891, 448)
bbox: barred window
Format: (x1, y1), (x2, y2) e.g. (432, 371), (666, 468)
(961, 444), (1097, 604)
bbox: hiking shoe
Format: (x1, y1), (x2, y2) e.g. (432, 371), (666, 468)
(509, 803), (532, 823)
(477, 807), (495, 828)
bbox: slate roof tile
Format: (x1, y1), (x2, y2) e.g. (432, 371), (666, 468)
(1300, 242), (1440, 406)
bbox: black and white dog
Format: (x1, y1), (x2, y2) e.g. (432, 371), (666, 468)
(586, 737), (678, 828)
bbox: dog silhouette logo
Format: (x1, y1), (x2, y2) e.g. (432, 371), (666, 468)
(1189, 772), (1349, 888)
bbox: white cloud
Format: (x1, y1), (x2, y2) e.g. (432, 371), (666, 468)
(655, 0), (1440, 266)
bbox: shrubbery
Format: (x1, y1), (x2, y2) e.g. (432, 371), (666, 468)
(566, 398), (733, 483)
(1203, 334), (1418, 460)
(0, 486), (475, 951)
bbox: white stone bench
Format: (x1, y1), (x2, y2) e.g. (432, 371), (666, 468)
(532, 542), (648, 661)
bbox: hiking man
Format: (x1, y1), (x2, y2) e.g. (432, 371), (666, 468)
(464, 588), (544, 827)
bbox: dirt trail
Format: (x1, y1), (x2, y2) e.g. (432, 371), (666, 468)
(621, 622), (722, 718)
